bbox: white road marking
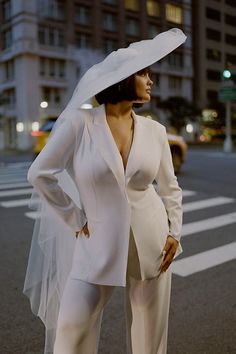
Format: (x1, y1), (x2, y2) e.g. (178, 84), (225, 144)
(183, 197), (235, 212)
(0, 177), (27, 184)
(0, 198), (38, 208)
(182, 190), (196, 197)
(182, 212), (236, 236)
(0, 182), (30, 190)
(25, 211), (41, 219)
(0, 188), (33, 197)
(172, 242), (236, 276)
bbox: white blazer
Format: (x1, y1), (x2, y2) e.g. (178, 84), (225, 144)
(27, 104), (183, 287)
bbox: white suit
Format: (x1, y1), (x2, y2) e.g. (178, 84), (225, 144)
(27, 103), (183, 287)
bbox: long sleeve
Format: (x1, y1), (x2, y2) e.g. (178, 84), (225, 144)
(155, 126), (183, 242)
(27, 117), (87, 233)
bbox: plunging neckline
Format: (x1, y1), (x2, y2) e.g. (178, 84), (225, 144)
(104, 111), (136, 175)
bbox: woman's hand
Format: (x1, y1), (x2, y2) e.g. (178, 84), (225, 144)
(159, 235), (178, 273)
(75, 223), (90, 238)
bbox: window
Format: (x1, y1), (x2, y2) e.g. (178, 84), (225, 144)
(39, 58), (66, 78)
(76, 33), (91, 48)
(2, 29), (12, 49)
(166, 4), (182, 24)
(226, 53), (236, 65)
(103, 38), (118, 53)
(147, 1), (160, 17)
(39, 0), (65, 20)
(38, 26), (65, 47)
(126, 18), (140, 36)
(168, 51), (183, 68)
(225, 14), (236, 27)
(168, 76), (182, 90)
(225, 0), (236, 8)
(125, 0), (139, 11)
(2, 0), (11, 21)
(58, 60), (65, 77)
(49, 59), (55, 77)
(4, 88), (16, 109)
(207, 90), (218, 102)
(75, 5), (90, 25)
(148, 24), (160, 38)
(225, 33), (236, 46)
(207, 69), (221, 81)
(206, 7), (221, 21)
(206, 28), (221, 41)
(4, 60), (15, 81)
(42, 87), (63, 106)
(103, 12), (117, 31)
(206, 48), (221, 62)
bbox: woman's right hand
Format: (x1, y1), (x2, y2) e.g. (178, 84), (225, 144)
(76, 223), (90, 238)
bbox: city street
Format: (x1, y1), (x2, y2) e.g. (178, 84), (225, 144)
(0, 147), (236, 354)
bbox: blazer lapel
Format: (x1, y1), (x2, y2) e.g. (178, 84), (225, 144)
(89, 105), (125, 190)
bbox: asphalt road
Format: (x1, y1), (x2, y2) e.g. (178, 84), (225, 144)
(0, 147), (236, 354)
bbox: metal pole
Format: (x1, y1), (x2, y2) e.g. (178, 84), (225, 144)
(223, 101), (232, 153)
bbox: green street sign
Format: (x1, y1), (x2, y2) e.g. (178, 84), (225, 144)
(218, 86), (236, 102)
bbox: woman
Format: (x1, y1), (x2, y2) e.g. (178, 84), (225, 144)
(24, 28), (186, 354)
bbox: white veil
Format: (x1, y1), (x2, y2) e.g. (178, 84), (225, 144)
(23, 28), (187, 354)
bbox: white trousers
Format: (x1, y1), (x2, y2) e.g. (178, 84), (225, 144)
(54, 229), (172, 354)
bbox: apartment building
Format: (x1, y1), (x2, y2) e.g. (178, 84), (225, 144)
(192, 0), (236, 110)
(0, 0), (192, 150)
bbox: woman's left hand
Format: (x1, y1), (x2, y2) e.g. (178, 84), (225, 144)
(159, 235), (179, 273)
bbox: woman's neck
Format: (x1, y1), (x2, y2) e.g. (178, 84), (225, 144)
(105, 102), (133, 121)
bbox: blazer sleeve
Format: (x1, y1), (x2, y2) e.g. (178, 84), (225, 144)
(155, 126), (183, 242)
(27, 117), (87, 233)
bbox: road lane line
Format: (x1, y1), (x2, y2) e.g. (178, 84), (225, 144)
(182, 212), (236, 236)
(182, 190), (196, 197)
(0, 182), (30, 190)
(0, 188), (33, 197)
(172, 242), (236, 276)
(183, 197), (235, 212)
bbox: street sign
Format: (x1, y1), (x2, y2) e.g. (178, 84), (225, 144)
(218, 86), (236, 102)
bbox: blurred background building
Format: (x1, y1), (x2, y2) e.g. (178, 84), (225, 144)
(0, 0), (235, 151)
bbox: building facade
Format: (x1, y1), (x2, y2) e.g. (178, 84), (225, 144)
(0, 0), (192, 151)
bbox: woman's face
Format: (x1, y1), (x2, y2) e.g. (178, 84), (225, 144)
(134, 68), (153, 103)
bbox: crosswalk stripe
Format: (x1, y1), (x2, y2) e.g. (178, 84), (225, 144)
(25, 211), (41, 219)
(0, 198), (33, 208)
(182, 190), (196, 197)
(0, 177), (27, 184)
(0, 182), (30, 190)
(0, 188), (33, 197)
(172, 242), (236, 276)
(183, 197), (235, 212)
(182, 211), (236, 236)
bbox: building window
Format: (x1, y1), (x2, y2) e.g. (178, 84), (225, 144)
(226, 53), (236, 65)
(207, 90), (218, 102)
(4, 88), (16, 109)
(39, 58), (66, 78)
(2, 29), (12, 49)
(168, 76), (182, 90)
(75, 5), (90, 25)
(103, 38), (118, 53)
(102, 0), (118, 4)
(166, 4), (182, 24)
(2, 0), (11, 21)
(147, 1), (160, 17)
(4, 60), (15, 81)
(206, 48), (221, 62)
(206, 7), (221, 21)
(38, 26), (65, 47)
(206, 28), (221, 41)
(103, 12), (117, 31)
(76, 33), (91, 48)
(125, 0), (139, 12)
(38, 0), (65, 20)
(225, 0), (236, 8)
(126, 18), (140, 36)
(207, 69), (221, 81)
(225, 14), (236, 27)
(148, 24), (160, 38)
(58, 60), (65, 77)
(225, 33), (236, 46)
(42, 87), (63, 106)
(168, 51), (183, 68)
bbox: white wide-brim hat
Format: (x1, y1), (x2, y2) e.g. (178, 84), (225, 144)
(69, 28), (187, 108)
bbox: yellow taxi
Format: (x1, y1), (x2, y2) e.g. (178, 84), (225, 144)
(31, 117), (187, 174)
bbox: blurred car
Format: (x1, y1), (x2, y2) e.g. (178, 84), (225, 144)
(31, 117), (187, 174)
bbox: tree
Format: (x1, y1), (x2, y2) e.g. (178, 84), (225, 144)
(159, 96), (201, 133)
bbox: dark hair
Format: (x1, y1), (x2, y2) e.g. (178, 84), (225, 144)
(95, 68), (150, 106)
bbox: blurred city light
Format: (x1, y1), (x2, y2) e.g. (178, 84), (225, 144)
(40, 101), (48, 108)
(186, 124), (193, 133)
(16, 122), (24, 132)
(32, 121), (39, 131)
(223, 69), (231, 79)
(81, 103), (93, 109)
